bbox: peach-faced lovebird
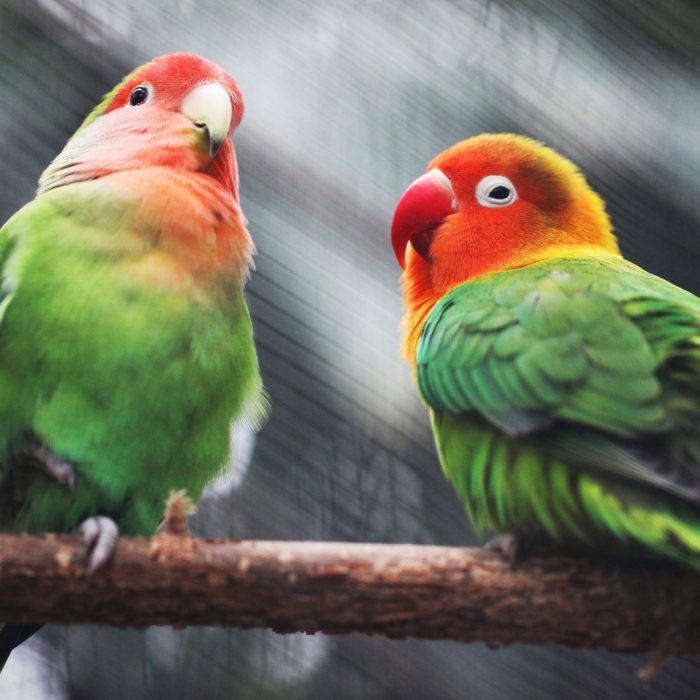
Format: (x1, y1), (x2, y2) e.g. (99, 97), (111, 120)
(392, 133), (700, 568)
(0, 53), (264, 667)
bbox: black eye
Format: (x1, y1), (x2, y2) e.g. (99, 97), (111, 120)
(128, 85), (150, 106)
(488, 185), (511, 200)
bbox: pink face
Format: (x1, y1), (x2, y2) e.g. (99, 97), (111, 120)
(39, 53), (245, 196)
(103, 53), (244, 134)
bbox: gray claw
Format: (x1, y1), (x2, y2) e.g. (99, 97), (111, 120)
(79, 516), (119, 574)
(484, 533), (519, 565)
(29, 444), (76, 497)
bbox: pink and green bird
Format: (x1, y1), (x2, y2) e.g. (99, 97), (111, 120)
(392, 133), (700, 568)
(0, 53), (265, 666)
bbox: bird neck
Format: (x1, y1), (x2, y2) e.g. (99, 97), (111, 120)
(401, 243), (621, 368)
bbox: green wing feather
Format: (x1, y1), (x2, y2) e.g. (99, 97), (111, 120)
(419, 255), (700, 567)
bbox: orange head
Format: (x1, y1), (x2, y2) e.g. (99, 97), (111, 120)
(391, 134), (621, 362)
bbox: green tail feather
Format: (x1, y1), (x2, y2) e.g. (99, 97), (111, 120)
(434, 411), (700, 570)
(579, 477), (700, 570)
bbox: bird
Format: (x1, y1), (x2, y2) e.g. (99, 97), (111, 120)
(0, 52), (265, 669)
(391, 133), (700, 569)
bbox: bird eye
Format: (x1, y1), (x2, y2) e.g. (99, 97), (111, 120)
(475, 175), (518, 208)
(128, 84), (151, 107)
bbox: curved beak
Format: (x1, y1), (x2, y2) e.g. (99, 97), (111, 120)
(181, 81), (233, 157)
(391, 168), (458, 269)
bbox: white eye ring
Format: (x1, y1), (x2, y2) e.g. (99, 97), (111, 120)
(475, 175), (518, 208)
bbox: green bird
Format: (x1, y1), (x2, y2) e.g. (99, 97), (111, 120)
(391, 133), (700, 568)
(0, 53), (264, 667)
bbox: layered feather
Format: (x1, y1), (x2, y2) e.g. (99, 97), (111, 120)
(419, 256), (700, 567)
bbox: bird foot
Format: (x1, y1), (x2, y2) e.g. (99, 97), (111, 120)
(159, 489), (196, 536)
(637, 580), (696, 679)
(79, 516), (119, 574)
(26, 443), (76, 497)
(637, 625), (682, 679)
(484, 533), (519, 566)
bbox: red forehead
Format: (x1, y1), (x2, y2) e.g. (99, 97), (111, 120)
(428, 136), (570, 209)
(104, 53), (243, 120)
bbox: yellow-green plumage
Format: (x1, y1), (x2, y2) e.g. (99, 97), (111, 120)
(420, 255), (700, 568)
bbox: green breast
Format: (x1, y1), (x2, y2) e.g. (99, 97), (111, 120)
(0, 184), (261, 535)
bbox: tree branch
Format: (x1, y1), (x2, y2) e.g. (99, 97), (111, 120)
(0, 533), (698, 657)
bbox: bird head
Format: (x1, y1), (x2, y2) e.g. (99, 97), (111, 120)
(39, 53), (244, 199)
(391, 134), (620, 296)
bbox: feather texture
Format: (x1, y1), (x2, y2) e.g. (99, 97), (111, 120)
(0, 51), (264, 668)
(420, 256), (700, 567)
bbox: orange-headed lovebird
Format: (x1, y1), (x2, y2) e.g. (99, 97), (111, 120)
(392, 133), (700, 568)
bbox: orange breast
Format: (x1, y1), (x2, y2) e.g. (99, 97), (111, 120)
(104, 167), (253, 286)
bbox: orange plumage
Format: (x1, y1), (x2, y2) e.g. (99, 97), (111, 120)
(394, 134), (621, 364)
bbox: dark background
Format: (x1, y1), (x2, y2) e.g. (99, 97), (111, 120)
(1, 1), (700, 698)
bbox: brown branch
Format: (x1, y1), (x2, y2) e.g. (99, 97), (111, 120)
(0, 533), (698, 657)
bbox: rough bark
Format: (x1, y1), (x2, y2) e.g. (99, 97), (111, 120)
(0, 533), (698, 657)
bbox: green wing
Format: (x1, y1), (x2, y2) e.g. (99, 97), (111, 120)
(0, 216), (17, 321)
(418, 255), (700, 565)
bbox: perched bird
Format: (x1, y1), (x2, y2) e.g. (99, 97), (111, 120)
(0, 53), (265, 667)
(392, 133), (700, 569)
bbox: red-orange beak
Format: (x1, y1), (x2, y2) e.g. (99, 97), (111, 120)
(391, 168), (458, 269)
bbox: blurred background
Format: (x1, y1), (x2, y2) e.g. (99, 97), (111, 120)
(1, 0), (700, 698)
